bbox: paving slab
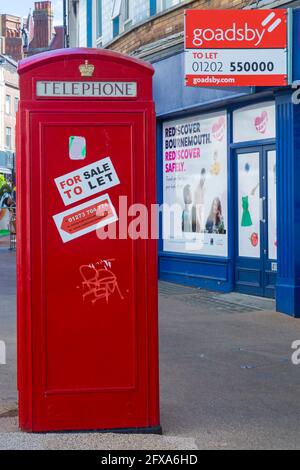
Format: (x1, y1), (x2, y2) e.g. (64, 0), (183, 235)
(0, 427), (197, 451)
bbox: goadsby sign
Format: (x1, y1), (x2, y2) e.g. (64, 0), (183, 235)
(185, 9), (288, 87)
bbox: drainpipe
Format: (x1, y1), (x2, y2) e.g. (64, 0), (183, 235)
(63, 0), (69, 47)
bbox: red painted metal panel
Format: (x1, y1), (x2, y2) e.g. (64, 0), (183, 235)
(17, 49), (159, 432)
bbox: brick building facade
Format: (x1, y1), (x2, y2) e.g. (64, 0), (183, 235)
(23, 1), (64, 57)
(28, 1), (54, 51)
(0, 2), (64, 61)
(0, 14), (23, 62)
(106, 0), (250, 56)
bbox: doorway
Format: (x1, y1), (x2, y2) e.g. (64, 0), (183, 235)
(234, 145), (277, 298)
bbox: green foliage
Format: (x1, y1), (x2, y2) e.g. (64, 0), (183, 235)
(0, 178), (12, 199)
(0, 174), (6, 188)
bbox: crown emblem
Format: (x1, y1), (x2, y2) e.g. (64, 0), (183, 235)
(79, 60), (95, 77)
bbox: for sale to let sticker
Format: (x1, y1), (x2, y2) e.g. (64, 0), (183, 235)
(55, 156), (120, 206)
(184, 9), (288, 87)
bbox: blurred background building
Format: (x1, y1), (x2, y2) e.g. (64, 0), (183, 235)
(0, 55), (18, 182)
(1, 2), (64, 62)
(23, 1), (64, 57)
(0, 14), (23, 62)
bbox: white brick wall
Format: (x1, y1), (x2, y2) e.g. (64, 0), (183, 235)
(70, 0), (186, 48)
(96, 0), (152, 46)
(101, 0), (113, 46)
(134, 0), (149, 24)
(78, 0), (88, 47)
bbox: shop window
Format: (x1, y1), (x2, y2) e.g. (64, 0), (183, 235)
(5, 95), (11, 115)
(162, 111), (228, 257)
(6, 127), (12, 149)
(233, 102), (276, 143)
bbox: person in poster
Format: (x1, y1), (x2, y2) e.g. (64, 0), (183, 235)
(182, 184), (193, 233)
(193, 168), (206, 233)
(205, 197), (226, 234)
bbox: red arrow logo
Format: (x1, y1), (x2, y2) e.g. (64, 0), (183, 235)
(61, 199), (112, 234)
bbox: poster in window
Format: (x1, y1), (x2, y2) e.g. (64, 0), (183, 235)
(238, 153), (260, 258)
(233, 102), (275, 143)
(268, 150), (277, 260)
(162, 111), (228, 257)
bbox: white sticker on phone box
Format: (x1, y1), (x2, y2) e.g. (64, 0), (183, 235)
(55, 157), (120, 206)
(53, 193), (118, 243)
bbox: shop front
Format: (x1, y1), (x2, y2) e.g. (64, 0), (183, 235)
(0, 150), (13, 234)
(153, 8), (300, 318)
(0, 151), (13, 182)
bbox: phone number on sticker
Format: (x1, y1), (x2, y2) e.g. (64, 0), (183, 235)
(67, 209), (96, 223)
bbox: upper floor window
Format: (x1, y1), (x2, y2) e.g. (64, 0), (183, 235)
(124, 0), (130, 21)
(14, 97), (19, 113)
(96, 0), (102, 38)
(112, 0), (122, 19)
(123, 0), (132, 30)
(5, 95), (11, 115)
(159, 0), (184, 12)
(6, 127), (12, 149)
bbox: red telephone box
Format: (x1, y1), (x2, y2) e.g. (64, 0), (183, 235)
(17, 49), (160, 433)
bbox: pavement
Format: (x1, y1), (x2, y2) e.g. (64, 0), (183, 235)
(0, 235), (10, 248)
(1, 240), (300, 449)
(0, 242), (17, 417)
